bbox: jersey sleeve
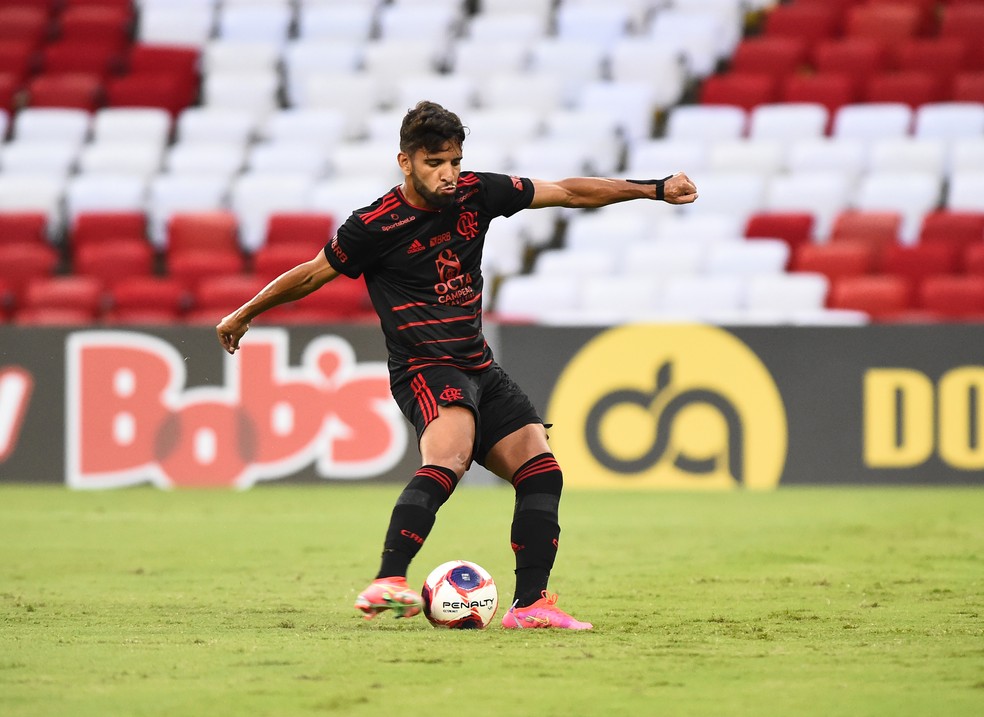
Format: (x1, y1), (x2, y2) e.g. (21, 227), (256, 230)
(323, 214), (377, 279)
(475, 172), (535, 218)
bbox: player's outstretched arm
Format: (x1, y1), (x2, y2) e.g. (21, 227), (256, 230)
(216, 250), (340, 354)
(529, 172), (698, 209)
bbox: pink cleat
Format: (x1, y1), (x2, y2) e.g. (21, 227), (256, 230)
(501, 591), (593, 630)
(354, 577), (423, 621)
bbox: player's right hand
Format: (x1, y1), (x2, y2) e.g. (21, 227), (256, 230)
(662, 172), (698, 205)
(216, 314), (249, 354)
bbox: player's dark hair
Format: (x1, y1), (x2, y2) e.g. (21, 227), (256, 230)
(399, 101), (467, 155)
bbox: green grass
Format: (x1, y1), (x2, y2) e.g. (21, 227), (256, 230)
(1, 485), (982, 717)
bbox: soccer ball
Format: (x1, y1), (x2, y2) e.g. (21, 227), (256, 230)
(421, 560), (498, 629)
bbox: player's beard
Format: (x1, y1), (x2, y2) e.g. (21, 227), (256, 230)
(410, 174), (456, 209)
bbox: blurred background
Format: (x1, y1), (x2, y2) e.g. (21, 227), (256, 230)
(1, 0), (983, 328)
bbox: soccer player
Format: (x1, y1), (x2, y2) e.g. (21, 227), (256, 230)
(217, 101), (697, 630)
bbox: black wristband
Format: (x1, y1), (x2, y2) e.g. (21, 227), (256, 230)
(628, 175), (673, 201)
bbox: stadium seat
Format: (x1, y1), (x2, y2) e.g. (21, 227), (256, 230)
(763, 4), (839, 45)
(0, 39), (40, 83)
(166, 248), (247, 291)
(708, 140), (784, 177)
(166, 211), (240, 258)
(104, 275), (187, 324)
(624, 138), (708, 178)
(0, 241), (59, 303)
(918, 210), (984, 251)
(963, 243), (984, 275)
(704, 239), (790, 276)
(21, 275), (103, 319)
(791, 242), (877, 281)
(175, 107), (257, 146)
(0, 211), (47, 246)
(913, 102), (984, 140)
(944, 171), (984, 212)
(856, 172), (943, 243)
(867, 138), (946, 178)
(266, 274), (374, 323)
(64, 174), (148, 226)
(916, 275), (984, 320)
(137, 5), (215, 47)
(296, 4), (377, 42)
(26, 73), (103, 112)
(660, 275), (745, 321)
(785, 138), (867, 181)
(534, 248), (617, 278)
(229, 173), (314, 253)
(39, 39), (122, 77)
(264, 211), (334, 249)
(747, 103), (828, 144)
(877, 243), (960, 284)
(57, 5), (133, 48)
(844, 3), (920, 42)
(745, 273), (829, 316)
(526, 38), (603, 104)
(621, 241), (705, 277)
(576, 80), (659, 142)
(78, 142), (163, 179)
(892, 38), (968, 83)
(71, 210), (148, 252)
(683, 171), (767, 230)
(940, 3), (984, 71)
(780, 73), (857, 116)
(104, 73), (194, 119)
(12, 107), (90, 144)
(729, 36), (809, 79)
(73, 239), (155, 288)
(0, 140), (79, 179)
(201, 70), (279, 116)
(13, 306), (96, 326)
(554, 5), (633, 49)
(252, 243), (316, 283)
(653, 212), (744, 243)
(0, 6), (51, 47)
(647, 9), (734, 79)
(828, 274), (913, 321)
(699, 73), (778, 112)
(578, 275), (662, 323)
(493, 274), (581, 322)
(812, 37), (889, 79)
(831, 103), (913, 140)
(91, 107), (172, 148)
(191, 274), (269, 316)
(600, 38), (687, 109)
(664, 104), (746, 141)
(951, 72), (984, 103)
(147, 174), (230, 248)
(764, 170), (852, 239)
(164, 142), (244, 180)
(744, 212), (814, 251)
(863, 71), (940, 108)
(0, 174), (66, 236)
(830, 211), (902, 250)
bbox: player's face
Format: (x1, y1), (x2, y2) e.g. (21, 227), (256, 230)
(401, 142), (462, 209)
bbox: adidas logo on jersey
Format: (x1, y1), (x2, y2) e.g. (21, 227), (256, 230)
(407, 239), (426, 254)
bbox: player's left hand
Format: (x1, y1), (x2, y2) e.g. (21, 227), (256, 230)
(662, 172), (698, 205)
(216, 314), (249, 354)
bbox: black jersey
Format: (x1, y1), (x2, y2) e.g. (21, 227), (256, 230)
(323, 171), (535, 375)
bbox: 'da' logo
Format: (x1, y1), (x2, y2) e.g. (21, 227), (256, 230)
(547, 325), (787, 490)
(65, 329), (408, 489)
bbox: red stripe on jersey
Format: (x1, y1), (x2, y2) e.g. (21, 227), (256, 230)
(457, 173), (479, 187)
(358, 193), (401, 224)
(411, 373), (438, 424)
(513, 456), (561, 488)
(414, 335), (477, 346)
(407, 358), (493, 372)
(392, 301), (430, 312)
(397, 313), (478, 331)
(408, 355), (453, 363)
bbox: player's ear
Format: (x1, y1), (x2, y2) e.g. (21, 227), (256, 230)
(397, 151), (412, 177)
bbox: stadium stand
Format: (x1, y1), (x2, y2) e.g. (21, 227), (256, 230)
(1, 0), (983, 327)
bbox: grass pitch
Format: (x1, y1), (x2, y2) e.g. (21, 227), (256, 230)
(1, 485), (982, 717)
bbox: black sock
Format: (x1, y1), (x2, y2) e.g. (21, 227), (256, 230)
(510, 454), (563, 607)
(376, 465), (458, 579)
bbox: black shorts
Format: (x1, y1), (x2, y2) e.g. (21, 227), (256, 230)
(390, 361), (542, 467)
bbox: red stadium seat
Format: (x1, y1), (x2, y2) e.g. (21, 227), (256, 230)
(962, 243), (984, 274)
(104, 73), (194, 118)
(866, 0), (938, 35)
(863, 71), (940, 107)
(917, 210), (984, 251)
(167, 211), (240, 257)
(780, 72), (857, 116)
(812, 37), (889, 78)
(729, 37), (809, 79)
(828, 274), (914, 320)
(13, 306), (96, 325)
(763, 4), (840, 45)
(951, 72), (984, 102)
(0, 242), (59, 302)
(940, 3), (984, 70)
(166, 248), (247, 291)
(892, 38), (968, 78)
(792, 243), (878, 281)
(699, 73), (778, 112)
(105, 275), (187, 324)
(191, 274), (268, 316)
(26, 72), (102, 111)
(57, 5), (133, 47)
(0, 39), (37, 82)
(917, 274), (984, 319)
(877, 243), (960, 283)
(0, 212), (47, 246)
(74, 239), (155, 287)
(264, 211), (335, 249)
(744, 212), (815, 251)
(252, 243), (316, 282)
(71, 210), (148, 251)
(270, 275), (375, 322)
(0, 7), (51, 46)
(830, 211), (902, 250)
(40, 40), (123, 78)
(21, 275), (103, 318)
(844, 3), (921, 42)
